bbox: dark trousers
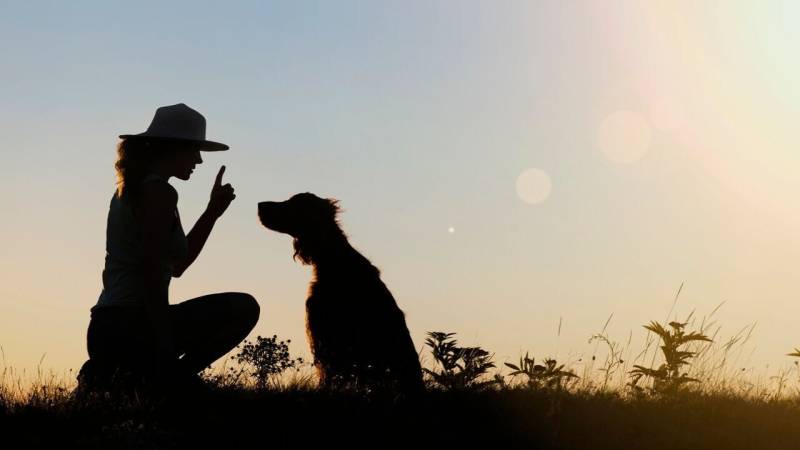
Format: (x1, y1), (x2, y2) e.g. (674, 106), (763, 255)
(85, 292), (259, 384)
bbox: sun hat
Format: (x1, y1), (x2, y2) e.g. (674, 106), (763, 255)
(119, 103), (229, 151)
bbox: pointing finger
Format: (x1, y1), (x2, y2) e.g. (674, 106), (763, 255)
(214, 165), (226, 187)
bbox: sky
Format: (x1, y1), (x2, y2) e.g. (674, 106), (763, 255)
(3, 1), (800, 379)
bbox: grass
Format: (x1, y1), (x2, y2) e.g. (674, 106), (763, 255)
(5, 296), (800, 449)
(5, 376), (800, 449)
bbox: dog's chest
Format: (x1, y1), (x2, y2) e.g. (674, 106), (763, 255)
(306, 276), (384, 313)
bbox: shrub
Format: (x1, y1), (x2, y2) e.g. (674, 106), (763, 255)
(505, 353), (578, 389)
(423, 331), (497, 390)
(629, 320), (712, 395)
(232, 335), (305, 389)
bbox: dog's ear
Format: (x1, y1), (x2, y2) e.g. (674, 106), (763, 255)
(290, 197), (344, 265)
(293, 238), (314, 265)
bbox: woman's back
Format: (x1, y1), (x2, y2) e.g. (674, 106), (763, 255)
(93, 173), (188, 310)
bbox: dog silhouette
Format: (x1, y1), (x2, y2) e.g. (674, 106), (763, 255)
(259, 193), (424, 393)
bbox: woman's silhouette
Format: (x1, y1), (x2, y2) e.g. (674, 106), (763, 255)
(78, 104), (260, 393)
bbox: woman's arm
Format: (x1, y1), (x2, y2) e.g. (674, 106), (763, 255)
(139, 181), (180, 370)
(172, 165), (235, 278)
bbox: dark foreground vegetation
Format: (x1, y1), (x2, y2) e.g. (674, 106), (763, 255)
(4, 384), (800, 449)
(5, 314), (800, 450)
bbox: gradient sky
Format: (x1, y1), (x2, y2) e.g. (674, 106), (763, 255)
(3, 1), (800, 378)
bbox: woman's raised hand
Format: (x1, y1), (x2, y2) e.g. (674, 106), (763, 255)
(207, 165), (236, 219)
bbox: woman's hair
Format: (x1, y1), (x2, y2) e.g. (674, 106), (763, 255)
(114, 139), (160, 200)
(114, 138), (190, 201)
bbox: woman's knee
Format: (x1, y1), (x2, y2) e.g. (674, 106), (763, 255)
(230, 292), (260, 326)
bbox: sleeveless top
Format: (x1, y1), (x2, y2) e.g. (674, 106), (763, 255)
(92, 173), (189, 310)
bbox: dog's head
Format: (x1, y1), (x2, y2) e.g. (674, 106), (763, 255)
(258, 193), (342, 264)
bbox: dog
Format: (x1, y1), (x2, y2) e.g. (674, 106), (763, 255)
(258, 193), (424, 393)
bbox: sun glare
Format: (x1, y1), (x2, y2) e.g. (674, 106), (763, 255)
(597, 110), (652, 163)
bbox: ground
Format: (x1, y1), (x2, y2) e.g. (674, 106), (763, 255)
(3, 385), (800, 449)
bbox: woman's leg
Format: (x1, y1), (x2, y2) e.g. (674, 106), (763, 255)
(169, 292), (260, 374)
(82, 307), (158, 390)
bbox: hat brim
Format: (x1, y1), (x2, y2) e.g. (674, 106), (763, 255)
(118, 134), (229, 151)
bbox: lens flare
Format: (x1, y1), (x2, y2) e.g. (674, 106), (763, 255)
(516, 168), (552, 204)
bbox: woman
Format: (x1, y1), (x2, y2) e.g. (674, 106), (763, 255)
(79, 103), (260, 393)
